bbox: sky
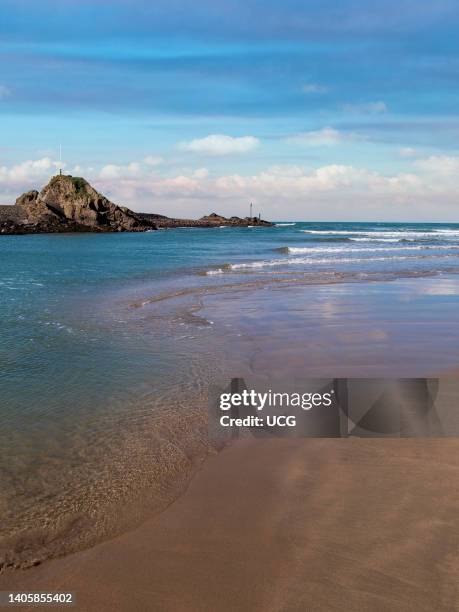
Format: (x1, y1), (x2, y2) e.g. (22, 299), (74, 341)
(1, 0), (459, 221)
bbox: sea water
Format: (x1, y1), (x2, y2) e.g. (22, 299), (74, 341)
(3, 222), (459, 566)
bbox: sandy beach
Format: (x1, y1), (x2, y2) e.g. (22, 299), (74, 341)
(4, 2), (459, 609)
(1, 437), (457, 612)
(2, 235), (459, 610)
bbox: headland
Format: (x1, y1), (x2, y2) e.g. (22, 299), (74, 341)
(0, 174), (272, 235)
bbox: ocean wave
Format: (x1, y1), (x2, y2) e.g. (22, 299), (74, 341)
(205, 268), (225, 275)
(432, 229), (459, 234)
(275, 223), (296, 226)
(364, 231), (459, 238)
(216, 251), (459, 271)
(300, 230), (358, 235)
(301, 229), (459, 239)
(276, 245), (459, 255)
(348, 237), (410, 243)
(276, 245), (430, 255)
(227, 255), (427, 270)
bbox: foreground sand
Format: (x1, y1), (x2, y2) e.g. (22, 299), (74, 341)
(1, 438), (458, 611)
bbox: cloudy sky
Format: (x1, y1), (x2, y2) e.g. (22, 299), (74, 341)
(1, 0), (459, 220)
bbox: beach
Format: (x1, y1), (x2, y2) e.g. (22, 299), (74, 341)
(3, 2), (459, 607)
(0, 437), (457, 611)
(1, 223), (459, 606)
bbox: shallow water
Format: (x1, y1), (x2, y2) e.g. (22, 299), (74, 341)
(2, 222), (459, 567)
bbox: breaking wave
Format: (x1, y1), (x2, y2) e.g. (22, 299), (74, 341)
(224, 253), (455, 271)
(276, 245), (459, 255)
(301, 229), (459, 239)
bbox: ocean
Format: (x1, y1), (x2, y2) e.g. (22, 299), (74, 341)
(3, 221), (459, 567)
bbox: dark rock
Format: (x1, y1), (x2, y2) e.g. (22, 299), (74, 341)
(0, 175), (157, 234)
(138, 212), (272, 229)
(25, 175), (154, 232)
(0, 174), (272, 235)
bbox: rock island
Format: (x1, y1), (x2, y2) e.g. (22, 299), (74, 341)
(0, 174), (272, 234)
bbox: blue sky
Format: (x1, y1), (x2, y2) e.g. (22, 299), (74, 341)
(1, 0), (459, 220)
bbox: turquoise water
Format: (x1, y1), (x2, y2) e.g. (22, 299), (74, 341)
(3, 221), (459, 566)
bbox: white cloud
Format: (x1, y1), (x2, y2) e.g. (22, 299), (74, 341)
(99, 165), (121, 179)
(414, 155), (459, 176)
(136, 161), (451, 220)
(2, 155), (459, 220)
(0, 157), (61, 185)
(99, 162), (141, 179)
(144, 155), (163, 166)
(399, 147), (418, 158)
(286, 127), (363, 147)
(192, 168), (209, 179)
(342, 101), (387, 114)
(0, 85), (11, 99)
(302, 83), (329, 94)
(178, 134), (260, 156)
(94, 162), (430, 219)
(213, 165), (419, 198)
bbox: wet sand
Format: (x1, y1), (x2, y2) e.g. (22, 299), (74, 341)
(1, 438), (457, 612)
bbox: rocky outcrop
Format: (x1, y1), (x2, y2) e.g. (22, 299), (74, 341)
(1, 174), (272, 234)
(138, 211), (272, 229)
(200, 212), (271, 227)
(11, 175), (155, 233)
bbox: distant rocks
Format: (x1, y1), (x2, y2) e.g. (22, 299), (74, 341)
(200, 212), (271, 227)
(139, 211), (272, 229)
(0, 175), (272, 235)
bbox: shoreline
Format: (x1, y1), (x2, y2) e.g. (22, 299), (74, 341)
(1, 437), (457, 611)
(3, 271), (459, 573)
(3, 231), (459, 593)
(0, 400), (217, 574)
